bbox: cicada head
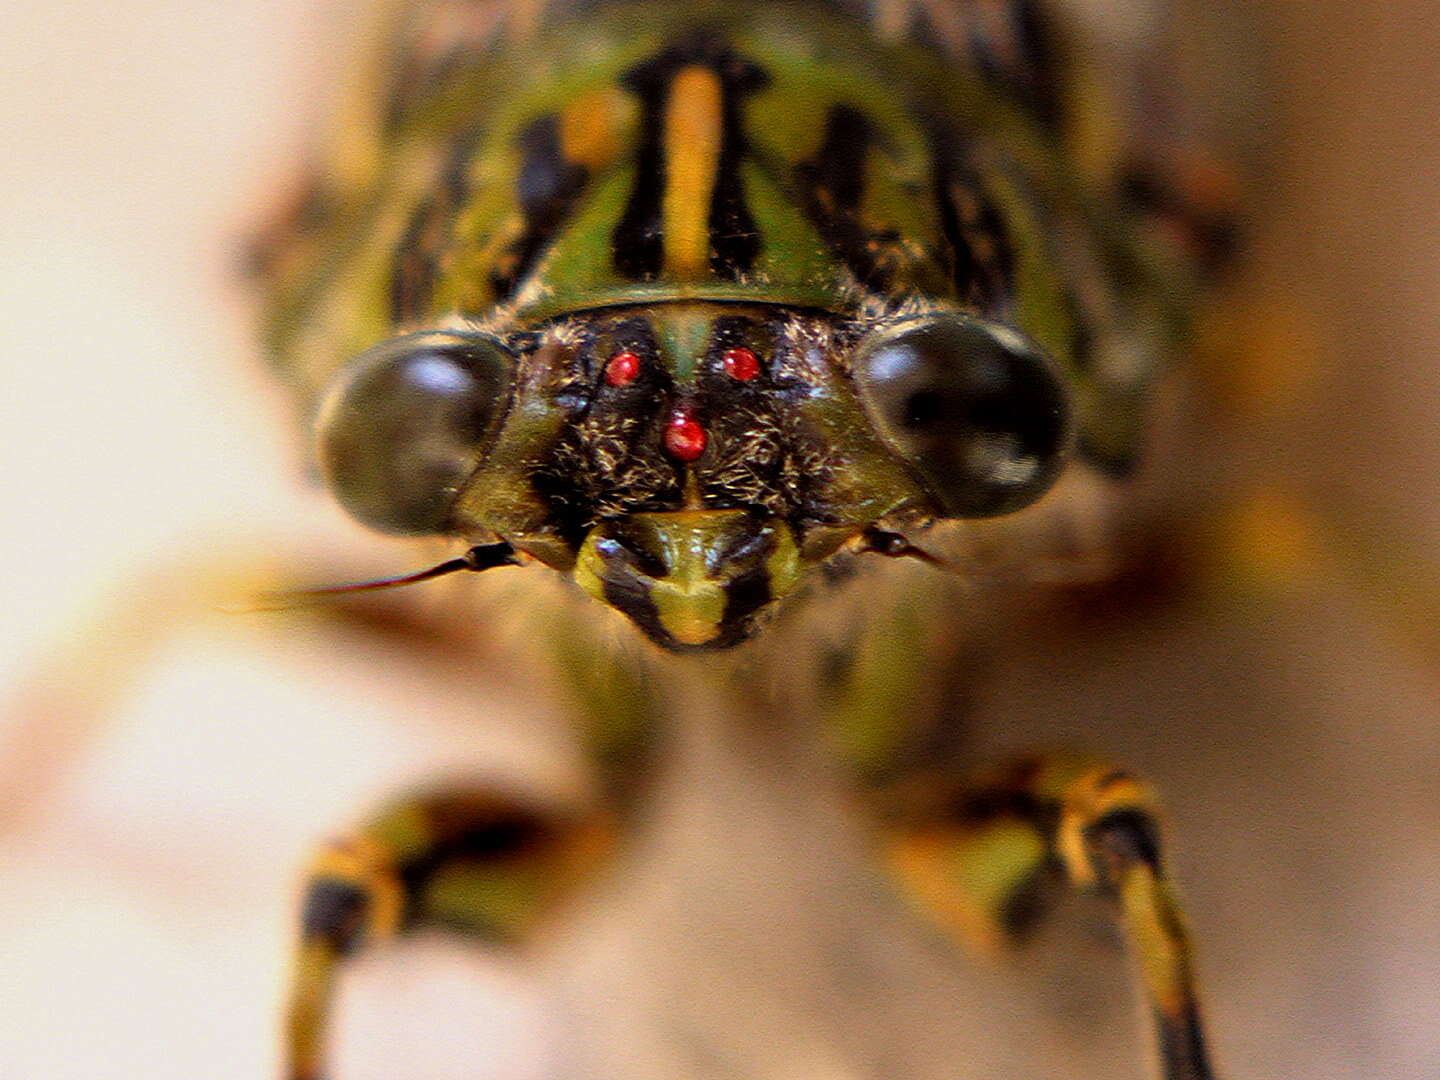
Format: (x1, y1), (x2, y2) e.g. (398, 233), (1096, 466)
(315, 304), (1072, 650)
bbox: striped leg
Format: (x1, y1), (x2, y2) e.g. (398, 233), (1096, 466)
(285, 789), (615, 1080)
(881, 756), (1214, 1080)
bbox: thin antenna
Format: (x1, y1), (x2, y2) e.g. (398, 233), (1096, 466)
(859, 527), (1114, 588)
(859, 528), (949, 568)
(254, 541), (519, 608)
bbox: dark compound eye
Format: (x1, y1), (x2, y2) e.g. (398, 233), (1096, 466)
(852, 314), (1072, 518)
(316, 331), (516, 535)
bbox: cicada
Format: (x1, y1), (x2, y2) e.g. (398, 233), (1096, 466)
(11, 0), (1253, 1077)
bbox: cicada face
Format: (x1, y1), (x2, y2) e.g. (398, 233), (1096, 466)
(317, 302), (1071, 649)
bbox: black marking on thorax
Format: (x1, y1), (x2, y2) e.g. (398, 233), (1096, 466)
(492, 113), (592, 299)
(930, 127), (1016, 311)
(610, 38), (770, 281)
(795, 104), (897, 292)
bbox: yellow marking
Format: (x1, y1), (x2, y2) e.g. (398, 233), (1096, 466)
(285, 939), (338, 1080)
(560, 87), (634, 169)
(765, 518), (802, 598)
(652, 573), (727, 646)
(1121, 867), (1198, 1017)
(440, 211), (527, 312)
(1046, 763), (1202, 1020)
(662, 66), (725, 280)
(658, 605), (724, 646)
(572, 546), (606, 608)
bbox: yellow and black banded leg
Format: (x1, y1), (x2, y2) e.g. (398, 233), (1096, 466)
(881, 756), (1214, 1080)
(286, 789), (615, 1080)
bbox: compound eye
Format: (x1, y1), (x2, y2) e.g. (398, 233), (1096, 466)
(316, 332), (515, 535)
(852, 314), (1072, 517)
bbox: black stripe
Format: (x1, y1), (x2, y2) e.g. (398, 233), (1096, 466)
(391, 802), (559, 941)
(954, 788), (1046, 828)
(999, 862), (1061, 942)
(796, 104), (894, 290)
(1157, 999), (1216, 1080)
(611, 58), (670, 280)
(491, 113), (591, 299)
(707, 51), (767, 280)
(1010, 0), (1065, 129)
(931, 132), (1015, 310)
(390, 195), (447, 323)
(398, 814), (551, 894)
(600, 562), (671, 642)
(719, 562), (772, 631)
(908, 0), (1065, 130)
(965, 0), (1064, 129)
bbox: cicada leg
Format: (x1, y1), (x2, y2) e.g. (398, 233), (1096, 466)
(285, 787), (618, 1080)
(875, 755), (1214, 1080)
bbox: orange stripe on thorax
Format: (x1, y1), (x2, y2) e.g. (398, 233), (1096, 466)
(662, 65), (725, 280)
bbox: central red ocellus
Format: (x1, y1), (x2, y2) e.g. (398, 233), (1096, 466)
(663, 408), (707, 462)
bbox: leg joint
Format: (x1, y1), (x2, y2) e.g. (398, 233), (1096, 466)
(1083, 806), (1165, 885)
(1055, 766), (1166, 889)
(300, 877), (374, 957)
(299, 835), (406, 951)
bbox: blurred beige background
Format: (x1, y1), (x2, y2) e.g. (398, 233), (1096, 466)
(1, 2), (1438, 1079)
